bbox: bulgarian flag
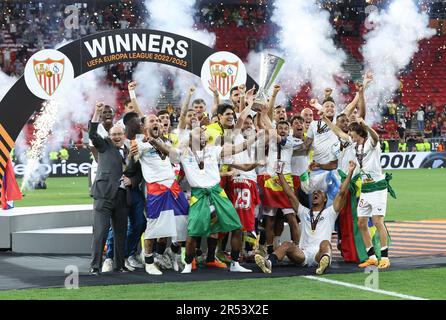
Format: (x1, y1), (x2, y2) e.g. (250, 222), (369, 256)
(1, 158), (22, 210)
(338, 170), (392, 263)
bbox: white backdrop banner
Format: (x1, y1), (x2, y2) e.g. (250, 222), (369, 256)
(381, 152), (446, 169)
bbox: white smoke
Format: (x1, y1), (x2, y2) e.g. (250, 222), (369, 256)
(146, 0), (215, 44)
(133, 0), (216, 112)
(20, 100), (59, 191)
(49, 68), (116, 149)
(18, 42), (117, 189)
(362, 0), (435, 123)
(269, 0), (347, 101)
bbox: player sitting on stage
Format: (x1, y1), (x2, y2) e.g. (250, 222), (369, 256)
(255, 160), (356, 275)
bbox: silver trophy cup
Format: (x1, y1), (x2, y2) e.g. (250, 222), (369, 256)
(252, 53), (285, 112)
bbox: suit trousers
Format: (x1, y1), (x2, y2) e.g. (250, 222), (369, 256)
(105, 188), (146, 259)
(91, 189), (129, 270)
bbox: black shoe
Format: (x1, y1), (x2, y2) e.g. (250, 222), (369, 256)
(90, 268), (100, 276)
(113, 266), (131, 273)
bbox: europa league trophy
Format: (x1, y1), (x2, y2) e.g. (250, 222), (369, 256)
(252, 53), (285, 112)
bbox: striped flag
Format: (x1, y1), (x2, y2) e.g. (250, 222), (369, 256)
(338, 171), (391, 263)
(1, 158), (22, 210)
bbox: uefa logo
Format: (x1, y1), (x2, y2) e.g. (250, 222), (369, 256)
(24, 49), (74, 100)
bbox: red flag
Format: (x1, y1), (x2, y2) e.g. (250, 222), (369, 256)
(1, 159), (22, 210)
(339, 189), (360, 263)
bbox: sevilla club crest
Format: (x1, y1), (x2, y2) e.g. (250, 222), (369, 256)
(33, 58), (65, 96)
(210, 60), (239, 97)
(25, 49), (74, 99)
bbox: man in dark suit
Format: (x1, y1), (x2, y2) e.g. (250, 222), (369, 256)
(89, 102), (140, 275)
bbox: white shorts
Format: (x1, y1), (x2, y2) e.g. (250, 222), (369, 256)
(301, 247), (319, 267)
(300, 246), (332, 267)
(262, 207), (295, 217)
(357, 189), (388, 218)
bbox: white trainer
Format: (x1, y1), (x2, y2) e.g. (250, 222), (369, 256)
(165, 248), (179, 271)
(145, 263), (162, 275)
(127, 255), (144, 269)
(124, 259), (135, 272)
(230, 261), (252, 273)
(176, 254), (185, 272)
(181, 263), (192, 274)
(101, 258), (113, 273)
(155, 253), (172, 270)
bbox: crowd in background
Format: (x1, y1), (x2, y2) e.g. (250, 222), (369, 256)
(1, 0), (446, 151)
(196, 3), (270, 28)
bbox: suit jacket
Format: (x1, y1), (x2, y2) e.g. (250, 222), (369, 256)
(89, 122), (142, 205)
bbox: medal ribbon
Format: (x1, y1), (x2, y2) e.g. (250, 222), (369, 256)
(355, 138), (366, 169)
(149, 139), (167, 160)
(317, 120), (328, 134)
(339, 137), (350, 152)
(309, 208), (325, 232)
(190, 147), (205, 170)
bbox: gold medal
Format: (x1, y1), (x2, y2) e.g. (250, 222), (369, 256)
(311, 229), (316, 235)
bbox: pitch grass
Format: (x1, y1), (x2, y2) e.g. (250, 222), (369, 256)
(15, 177), (91, 207)
(0, 267), (444, 300)
(14, 169), (446, 221)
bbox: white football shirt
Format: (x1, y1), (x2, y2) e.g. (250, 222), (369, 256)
(306, 120), (338, 164)
(137, 138), (175, 184)
(355, 136), (385, 183)
(297, 205), (338, 252)
(266, 136), (303, 176)
(180, 145), (223, 188)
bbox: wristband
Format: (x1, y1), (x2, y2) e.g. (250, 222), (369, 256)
(129, 90), (136, 100)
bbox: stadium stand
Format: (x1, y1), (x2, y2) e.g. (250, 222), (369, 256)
(0, 1), (445, 147)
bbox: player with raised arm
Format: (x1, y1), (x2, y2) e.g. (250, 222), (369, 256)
(148, 126), (265, 273)
(255, 160), (357, 275)
(301, 95), (339, 203)
(348, 117), (396, 269)
(126, 81), (144, 118)
(258, 112), (303, 257)
(136, 115), (189, 275)
(191, 80), (218, 127)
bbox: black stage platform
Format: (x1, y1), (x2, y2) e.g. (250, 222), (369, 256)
(0, 252), (445, 291)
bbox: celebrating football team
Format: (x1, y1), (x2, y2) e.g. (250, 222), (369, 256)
(89, 72), (396, 277)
